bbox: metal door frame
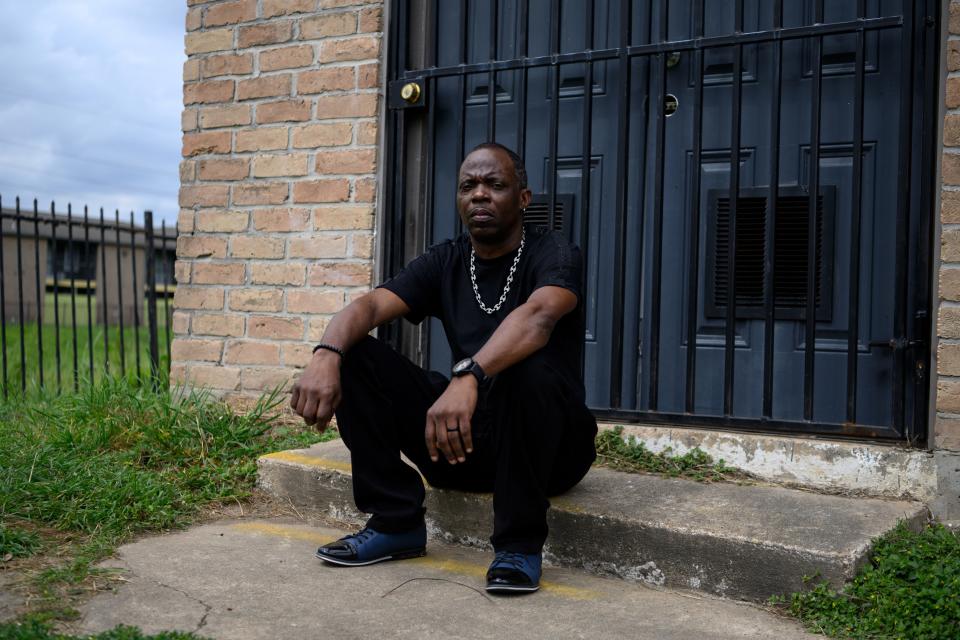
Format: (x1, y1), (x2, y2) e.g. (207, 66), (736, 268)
(380, 0), (941, 446)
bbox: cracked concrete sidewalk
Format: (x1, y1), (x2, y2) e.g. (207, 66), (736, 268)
(71, 517), (817, 639)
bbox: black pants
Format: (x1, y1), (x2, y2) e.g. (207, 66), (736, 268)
(334, 336), (598, 554)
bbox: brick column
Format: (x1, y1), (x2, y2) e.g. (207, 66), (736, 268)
(938, 3), (960, 452)
(173, 0), (383, 398)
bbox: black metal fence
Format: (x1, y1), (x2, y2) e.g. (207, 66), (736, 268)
(0, 195), (177, 396)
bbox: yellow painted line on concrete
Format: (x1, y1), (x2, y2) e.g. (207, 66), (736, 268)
(407, 556), (599, 600)
(231, 521), (599, 601)
(231, 521), (338, 545)
(260, 450), (352, 473)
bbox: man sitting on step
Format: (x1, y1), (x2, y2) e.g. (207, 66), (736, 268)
(290, 142), (598, 594)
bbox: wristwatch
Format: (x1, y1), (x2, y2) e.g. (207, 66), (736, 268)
(452, 357), (487, 384)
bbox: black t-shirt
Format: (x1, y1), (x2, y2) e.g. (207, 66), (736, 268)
(379, 225), (584, 387)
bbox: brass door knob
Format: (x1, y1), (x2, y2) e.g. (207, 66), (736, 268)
(400, 82), (421, 104)
(664, 94), (679, 117)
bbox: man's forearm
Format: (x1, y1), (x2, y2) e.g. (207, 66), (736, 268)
(316, 296), (379, 355)
(471, 287), (576, 377)
(473, 306), (552, 376)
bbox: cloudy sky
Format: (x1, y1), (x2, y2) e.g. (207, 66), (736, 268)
(0, 1), (185, 226)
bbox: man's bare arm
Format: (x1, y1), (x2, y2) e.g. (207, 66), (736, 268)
(426, 285), (578, 464)
(473, 285), (578, 377)
(290, 288), (410, 428)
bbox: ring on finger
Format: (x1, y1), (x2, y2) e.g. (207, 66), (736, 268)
(446, 425), (460, 432)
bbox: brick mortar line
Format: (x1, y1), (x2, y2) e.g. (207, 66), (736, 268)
(184, 120), (379, 132)
(188, 173), (377, 184)
(190, 61), (382, 85)
(188, 18), (382, 52)
(185, 82), (382, 100)
(184, 121), (380, 135)
(190, 1), (381, 24)
(187, 145), (380, 156)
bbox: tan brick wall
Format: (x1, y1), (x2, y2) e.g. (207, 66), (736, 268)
(175, 0), (382, 397)
(937, 2), (960, 451)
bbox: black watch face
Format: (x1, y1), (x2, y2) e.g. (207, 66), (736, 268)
(453, 358), (472, 374)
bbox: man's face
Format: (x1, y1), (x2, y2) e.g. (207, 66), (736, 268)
(456, 147), (531, 245)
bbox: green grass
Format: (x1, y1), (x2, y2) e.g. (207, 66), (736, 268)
(0, 290), (173, 396)
(0, 621), (206, 640)
(778, 522), (960, 640)
(594, 426), (744, 482)
(0, 376), (333, 624)
(0, 522), (41, 559)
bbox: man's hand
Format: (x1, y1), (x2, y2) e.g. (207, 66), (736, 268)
(290, 350), (343, 430)
(425, 375), (478, 464)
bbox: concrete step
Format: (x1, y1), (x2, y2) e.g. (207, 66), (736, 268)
(257, 439), (928, 602)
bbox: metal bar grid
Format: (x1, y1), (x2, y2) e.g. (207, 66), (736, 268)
(684, 0), (706, 414)
(162, 219), (172, 370)
(578, 0), (595, 381)
(114, 209), (126, 377)
(647, 0), (669, 411)
(129, 211), (142, 376)
(802, 1), (825, 422)
(546, 0), (561, 231)
(15, 199), (26, 392)
(0, 196), (6, 397)
(891, 2), (917, 434)
(486, 0), (498, 140)
(595, 408), (904, 442)
(761, 1), (785, 419)
(51, 203), (62, 392)
(32, 200), (45, 387)
(609, 0), (632, 408)
(515, 0), (529, 157)
(0, 197), (175, 395)
(845, 0), (868, 423)
(419, 0), (439, 367)
(455, 0), (469, 205)
(400, 16), (903, 81)
(383, 0), (931, 441)
(723, 1), (745, 417)
(84, 207), (95, 383)
(145, 210), (160, 387)
(99, 208), (110, 376)
(67, 203), (79, 392)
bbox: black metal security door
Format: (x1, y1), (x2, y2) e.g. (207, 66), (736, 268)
(382, 0), (938, 442)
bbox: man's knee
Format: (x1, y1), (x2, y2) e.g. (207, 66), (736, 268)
(340, 335), (387, 381)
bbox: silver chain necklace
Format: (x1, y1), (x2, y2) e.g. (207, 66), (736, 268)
(469, 228), (525, 315)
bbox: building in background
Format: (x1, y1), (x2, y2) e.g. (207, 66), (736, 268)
(0, 208), (177, 325)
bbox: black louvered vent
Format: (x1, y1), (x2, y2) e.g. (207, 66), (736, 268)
(714, 196), (768, 307)
(707, 187), (834, 321)
(524, 193), (574, 236)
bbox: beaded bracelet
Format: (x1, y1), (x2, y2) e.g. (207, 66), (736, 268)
(312, 343), (345, 358)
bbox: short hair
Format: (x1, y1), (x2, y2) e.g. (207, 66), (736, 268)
(467, 142), (528, 190)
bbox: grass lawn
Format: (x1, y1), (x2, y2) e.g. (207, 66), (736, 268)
(773, 523), (960, 639)
(0, 293), (173, 396)
(0, 376), (332, 637)
(0, 381), (956, 639)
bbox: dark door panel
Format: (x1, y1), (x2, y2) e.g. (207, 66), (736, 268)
(384, 0), (936, 442)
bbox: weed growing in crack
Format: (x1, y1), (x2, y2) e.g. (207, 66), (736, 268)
(594, 426), (746, 482)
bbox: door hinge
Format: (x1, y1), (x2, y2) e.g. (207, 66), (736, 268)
(868, 338), (924, 351)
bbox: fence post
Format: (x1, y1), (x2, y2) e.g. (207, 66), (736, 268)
(144, 210), (160, 387)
